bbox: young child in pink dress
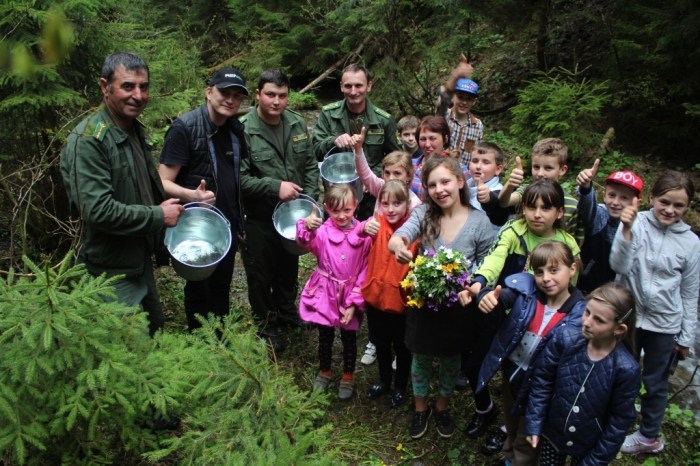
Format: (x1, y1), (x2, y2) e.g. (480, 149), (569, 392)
(296, 183), (373, 401)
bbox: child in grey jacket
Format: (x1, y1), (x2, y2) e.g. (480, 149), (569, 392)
(610, 170), (700, 455)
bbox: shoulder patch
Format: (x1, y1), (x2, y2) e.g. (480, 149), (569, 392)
(322, 101), (342, 111)
(92, 122), (108, 141)
(239, 114), (248, 123)
(374, 107), (391, 119)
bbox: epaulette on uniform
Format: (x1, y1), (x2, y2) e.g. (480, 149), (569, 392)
(239, 114), (248, 123)
(374, 107), (391, 119)
(92, 122), (108, 141)
(287, 108), (303, 118)
(322, 101), (342, 111)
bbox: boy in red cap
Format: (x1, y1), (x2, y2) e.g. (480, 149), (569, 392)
(575, 159), (643, 294)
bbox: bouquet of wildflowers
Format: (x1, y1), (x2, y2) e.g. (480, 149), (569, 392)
(400, 246), (472, 311)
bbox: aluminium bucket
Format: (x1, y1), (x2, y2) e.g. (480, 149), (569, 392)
(273, 193), (322, 256)
(320, 151), (364, 203)
(164, 202), (232, 281)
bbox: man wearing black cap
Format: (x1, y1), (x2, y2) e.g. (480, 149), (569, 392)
(159, 68), (248, 331)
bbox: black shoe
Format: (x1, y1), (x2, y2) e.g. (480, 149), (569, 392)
(410, 407), (433, 439)
(280, 316), (311, 329)
(435, 408), (455, 438)
(454, 371), (469, 391)
(466, 405), (499, 438)
(366, 382), (390, 398)
(261, 334), (285, 352)
(482, 428), (508, 455)
(390, 389), (406, 407)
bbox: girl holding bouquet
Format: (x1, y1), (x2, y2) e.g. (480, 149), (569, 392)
(389, 155), (493, 439)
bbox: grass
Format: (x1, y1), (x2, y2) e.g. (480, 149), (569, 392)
(155, 252), (698, 466)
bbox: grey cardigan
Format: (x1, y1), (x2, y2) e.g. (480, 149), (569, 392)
(610, 210), (700, 347)
(393, 204), (494, 266)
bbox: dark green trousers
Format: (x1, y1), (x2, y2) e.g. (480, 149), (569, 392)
(241, 218), (299, 335)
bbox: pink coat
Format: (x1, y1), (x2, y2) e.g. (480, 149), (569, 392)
(296, 218), (372, 330)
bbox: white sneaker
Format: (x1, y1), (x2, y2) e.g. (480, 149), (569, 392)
(392, 356), (397, 371)
(360, 342), (377, 365)
(620, 430), (665, 455)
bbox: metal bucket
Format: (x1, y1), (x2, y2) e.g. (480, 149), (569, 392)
(164, 202), (232, 281)
(273, 193), (322, 256)
(320, 151), (364, 202)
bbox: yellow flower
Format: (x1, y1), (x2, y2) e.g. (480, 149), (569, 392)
(396, 444), (403, 451)
(415, 256), (425, 266)
(453, 261), (461, 269)
(442, 263), (455, 273)
(400, 277), (414, 290)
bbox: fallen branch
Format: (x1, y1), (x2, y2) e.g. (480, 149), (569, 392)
(298, 38), (369, 94)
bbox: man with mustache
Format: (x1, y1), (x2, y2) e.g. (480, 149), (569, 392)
(61, 51), (184, 336)
(158, 68), (247, 332)
(239, 69), (319, 352)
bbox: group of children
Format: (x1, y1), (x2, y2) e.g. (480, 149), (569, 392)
(292, 107), (699, 464)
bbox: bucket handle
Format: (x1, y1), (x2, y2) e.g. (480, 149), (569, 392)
(182, 202), (230, 228)
(273, 193), (322, 223)
(323, 146), (346, 160)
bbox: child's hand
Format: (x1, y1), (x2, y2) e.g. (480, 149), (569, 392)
(304, 204), (323, 231)
(394, 235), (413, 264)
(526, 435), (539, 448)
(475, 179), (490, 204)
(478, 285), (501, 314)
(576, 158), (600, 189)
(620, 197), (638, 235)
(364, 209), (381, 236)
(458, 289), (473, 306)
(340, 305), (355, 325)
(506, 156), (524, 189)
(351, 127), (366, 156)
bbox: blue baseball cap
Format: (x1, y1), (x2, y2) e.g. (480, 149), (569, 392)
(455, 78), (479, 96)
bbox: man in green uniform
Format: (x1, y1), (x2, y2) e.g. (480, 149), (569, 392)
(60, 52), (184, 336)
(240, 69), (320, 351)
(313, 64), (402, 220)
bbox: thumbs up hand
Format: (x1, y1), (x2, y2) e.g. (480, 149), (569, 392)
(194, 179), (216, 204)
(620, 197), (639, 232)
(507, 156), (525, 190)
(476, 179), (491, 204)
(304, 204), (323, 231)
(351, 127), (366, 156)
(479, 285), (502, 314)
(364, 209), (381, 236)
(394, 234), (414, 264)
(576, 158), (600, 189)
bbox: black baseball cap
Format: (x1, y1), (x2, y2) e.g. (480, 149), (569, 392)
(209, 68), (249, 94)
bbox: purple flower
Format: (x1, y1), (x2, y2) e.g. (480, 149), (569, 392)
(425, 250), (436, 258)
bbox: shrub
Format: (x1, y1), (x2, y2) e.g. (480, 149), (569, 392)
(289, 91), (319, 110)
(0, 253), (336, 465)
(510, 66), (610, 158)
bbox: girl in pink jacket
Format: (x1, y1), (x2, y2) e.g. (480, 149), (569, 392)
(296, 183), (372, 401)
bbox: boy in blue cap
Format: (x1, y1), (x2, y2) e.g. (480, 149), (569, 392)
(435, 55), (484, 165)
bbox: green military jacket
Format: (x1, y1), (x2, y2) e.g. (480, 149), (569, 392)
(240, 107), (320, 221)
(312, 98), (402, 176)
(60, 107), (166, 278)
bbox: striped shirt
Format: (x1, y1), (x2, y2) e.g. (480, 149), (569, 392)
(514, 184), (584, 245)
(444, 107), (484, 165)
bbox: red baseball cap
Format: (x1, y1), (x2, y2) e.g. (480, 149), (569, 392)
(605, 171), (643, 197)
